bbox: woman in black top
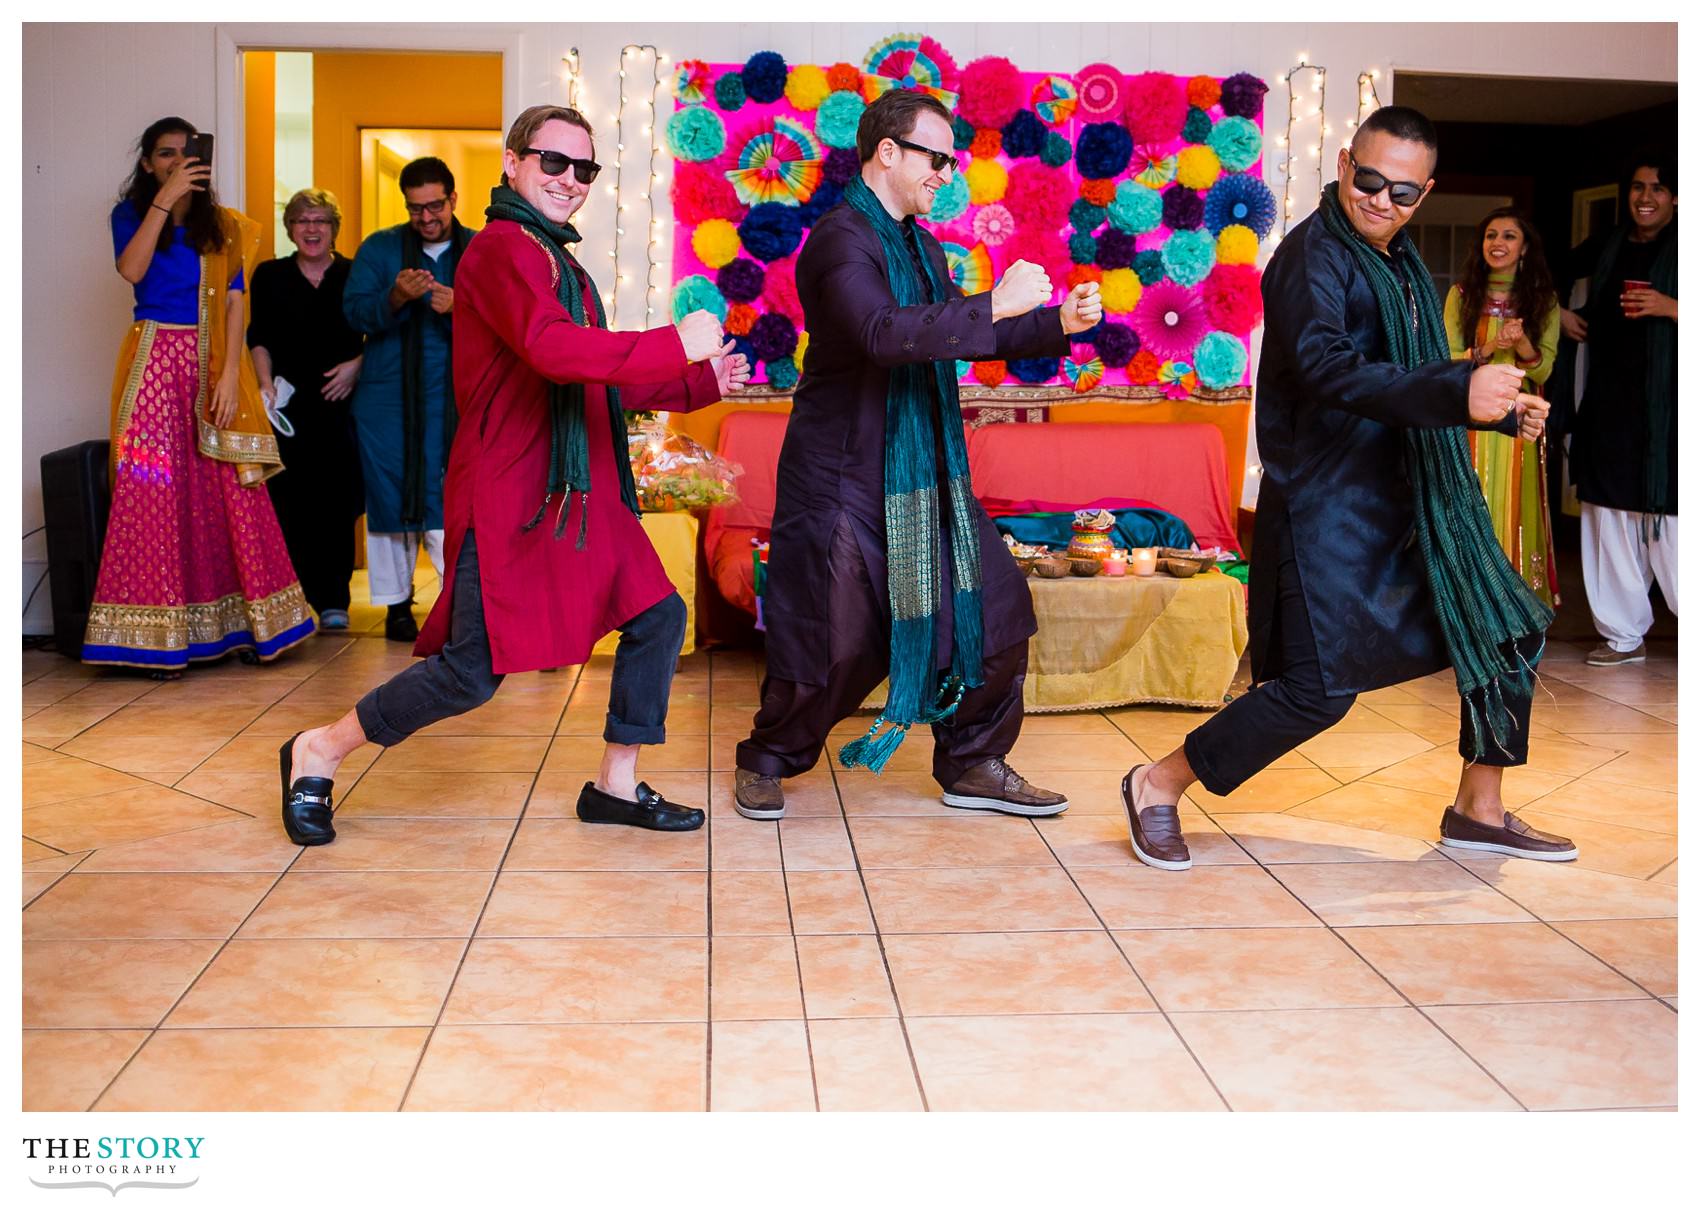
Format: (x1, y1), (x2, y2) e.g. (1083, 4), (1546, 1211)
(249, 188), (366, 628)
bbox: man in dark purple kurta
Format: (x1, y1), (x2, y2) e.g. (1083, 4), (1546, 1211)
(732, 90), (1103, 819)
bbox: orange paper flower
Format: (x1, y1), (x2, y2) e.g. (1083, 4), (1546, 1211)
(1186, 75), (1222, 110)
(970, 128), (1003, 161)
(725, 302), (759, 337)
(1128, 350), (1162, 384)
(972, 359), (1008, 387)
(1066, 264), (1105, 289)
(1080, 178), (1117, 207)
(826, 62), (862, 92)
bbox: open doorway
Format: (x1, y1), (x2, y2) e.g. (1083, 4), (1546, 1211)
(241, 48), (503, 262)
(1393, 70), (1678, 643)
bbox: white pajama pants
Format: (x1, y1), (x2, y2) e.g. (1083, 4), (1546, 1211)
(366, 529), (445, 608)
(1580, 503), (1678, 651)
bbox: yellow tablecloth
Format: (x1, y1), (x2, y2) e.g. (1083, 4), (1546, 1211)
(1023, 569), (1247, 711)
(592, 511), (697, 658)
(862, 568), (1247, 714)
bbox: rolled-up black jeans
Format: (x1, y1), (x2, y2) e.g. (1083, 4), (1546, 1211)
(1182, 525), (1539, 797)
(357, 530), (687, 748)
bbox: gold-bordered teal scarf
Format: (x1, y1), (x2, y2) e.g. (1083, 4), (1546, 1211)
(836, 174), (984, 774)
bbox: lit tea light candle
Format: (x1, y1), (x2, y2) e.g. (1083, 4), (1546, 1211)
(1102, 550), (1128, 576)
(1130, 548), (1158, 576)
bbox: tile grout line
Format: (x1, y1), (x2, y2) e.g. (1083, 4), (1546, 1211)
(20, 848), (97, 911)
(79, 843), (315, 1111)
(1027, 801), (1237, 1112)
(771, 821), (822, 1113)
(1426, 845), (1677, 1008)
(826, 754), (932, 1113)
(1201, 815), (1533, 1111)
(391, 662), (581, 1112)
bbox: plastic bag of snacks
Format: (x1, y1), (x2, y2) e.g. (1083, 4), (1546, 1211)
(627, 416), (743, 512)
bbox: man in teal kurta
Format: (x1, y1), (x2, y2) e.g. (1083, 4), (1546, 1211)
(343, 155), (476, 641)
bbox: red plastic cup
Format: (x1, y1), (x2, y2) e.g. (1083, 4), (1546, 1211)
(1622, 279), (1652, 315)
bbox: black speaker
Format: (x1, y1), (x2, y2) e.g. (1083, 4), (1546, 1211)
(39, 440), (111, 659)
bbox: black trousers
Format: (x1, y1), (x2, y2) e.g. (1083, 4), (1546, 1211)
(268, 472), (357, 614)
(1183, 525), (1539, 797)
(356, 530), (687, 748)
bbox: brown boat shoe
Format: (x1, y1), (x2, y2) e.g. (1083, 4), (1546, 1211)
(733, 767), (786, 820)
(1439, 806), (1578, 862)
(941, 757), (1069, 817)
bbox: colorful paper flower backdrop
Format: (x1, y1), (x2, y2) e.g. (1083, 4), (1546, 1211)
(669, 40), (1265, 395)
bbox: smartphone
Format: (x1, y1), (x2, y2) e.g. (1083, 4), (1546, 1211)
(185, 132), (214, 169)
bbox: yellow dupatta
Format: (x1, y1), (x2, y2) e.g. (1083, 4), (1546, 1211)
(108, 206), (282, 487)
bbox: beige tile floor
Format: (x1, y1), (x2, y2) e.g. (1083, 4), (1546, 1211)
(21, 588), (1678, 1112)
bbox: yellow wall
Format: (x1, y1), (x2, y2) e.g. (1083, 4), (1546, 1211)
(359, 128), (504, 241)
(311, 50), (503, 257)
(242, 51), (276, 261)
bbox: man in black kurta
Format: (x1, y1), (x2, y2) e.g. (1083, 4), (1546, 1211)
(1568, 152), (1678, 665)
(1120, 107), (1577, 871)
(733, 90), (1103, 819)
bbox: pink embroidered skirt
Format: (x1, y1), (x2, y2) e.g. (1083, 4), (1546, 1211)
(83, 326), (316, 669)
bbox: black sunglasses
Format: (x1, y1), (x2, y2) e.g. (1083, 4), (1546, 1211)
(520, 147), (602, 184)
(892, 137), (959, 175)
(1348, 151), (1426, 207)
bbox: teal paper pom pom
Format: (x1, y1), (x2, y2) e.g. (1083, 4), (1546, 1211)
(952, 116), (976, 150)
(816, 91), (865, 149)
(1162, 227), (1217, 287)
(666, 106), (726, 162)
(1040, 131), (1073, 168)
(1208, 116), (1263, 172)
(671, 274), (728, 324)
(714, 73), (746, 111)
(1107, 180), (1163, 235)
(1069, 198), (1107, 234)
(766, 356), (800, 391)
(1133, 249), (1166, 285)
(955, 359), (973, 380)
(1193, 331), (1248, 389)
(1182, 107), (1214, 144)
(928, 172), (970, 224)
(1069, 232), (1098, 265)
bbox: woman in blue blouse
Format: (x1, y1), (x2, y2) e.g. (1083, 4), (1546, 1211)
(84, 116), (314, 675)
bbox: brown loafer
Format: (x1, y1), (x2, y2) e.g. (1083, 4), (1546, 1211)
(1121, 765), (1192, 871)
(733, 767), (786, 820)
(941, 757), (1068, 817)
(1439, 806), (1578, 862)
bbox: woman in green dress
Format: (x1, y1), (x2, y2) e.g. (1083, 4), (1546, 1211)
(1444, 207), (1561, 605)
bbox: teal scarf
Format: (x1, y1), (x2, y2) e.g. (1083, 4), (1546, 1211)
(836, 175), (984, 774)
(1588, 221), (1677, 519)
(1318, 184), (1554, 756)
(485, 184), (640, 547)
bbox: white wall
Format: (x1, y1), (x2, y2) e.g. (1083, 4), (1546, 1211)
(20, 21), (1676, 633)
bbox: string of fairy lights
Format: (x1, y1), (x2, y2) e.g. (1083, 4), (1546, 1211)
(1276, 55), (1327, 237)
(605, 44), (668, 325)
(1273, 58), (1388, 238)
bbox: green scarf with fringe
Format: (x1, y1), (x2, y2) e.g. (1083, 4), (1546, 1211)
(485, 184), (640, 547)
(836, 175), (984, 774)
(1317, 183), (1553, 756)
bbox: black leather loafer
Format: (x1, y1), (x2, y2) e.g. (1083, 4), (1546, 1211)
(576, 781), (705, 832)
(280, 732), (336, 846)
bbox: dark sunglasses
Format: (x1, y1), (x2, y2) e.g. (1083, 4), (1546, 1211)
(1348, 151), (1426, 207)
(521, 147), (601, 184)
(892, 137), (959, 175)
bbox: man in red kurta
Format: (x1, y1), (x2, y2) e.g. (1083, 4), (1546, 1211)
(278, 105), (748, 843)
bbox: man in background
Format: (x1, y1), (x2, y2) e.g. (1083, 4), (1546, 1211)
(343, 156), (474, 641)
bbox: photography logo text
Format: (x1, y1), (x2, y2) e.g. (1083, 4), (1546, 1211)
(23, 1137), (203, 1196)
